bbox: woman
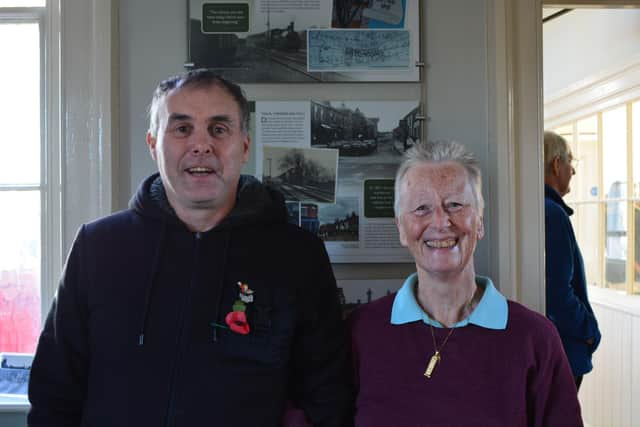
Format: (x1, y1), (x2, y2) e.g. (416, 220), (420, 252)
(350, 140), (582, 426)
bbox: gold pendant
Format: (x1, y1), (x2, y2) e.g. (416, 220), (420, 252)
(424, 351), (441, 378)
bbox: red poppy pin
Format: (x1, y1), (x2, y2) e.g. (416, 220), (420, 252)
(224, 281), (254, 335)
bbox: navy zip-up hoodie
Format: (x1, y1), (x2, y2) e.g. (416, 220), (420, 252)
(28, 173), (353, 426)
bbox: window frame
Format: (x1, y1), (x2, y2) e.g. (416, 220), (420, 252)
(0, 0), (116, 325)
(0, 4), (62, 327)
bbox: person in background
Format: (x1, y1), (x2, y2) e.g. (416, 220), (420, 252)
(28, 69), (353, 426)
(349, 140), (583, 426)
(543, 130), (601, 390)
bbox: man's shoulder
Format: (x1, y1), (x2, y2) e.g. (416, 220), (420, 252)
(544, 197), (571, 231)
(84, 209), (141, 230)
(544, 195), (566, 215)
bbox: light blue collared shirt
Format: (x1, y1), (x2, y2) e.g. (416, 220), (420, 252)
(390, 273), (508, 329)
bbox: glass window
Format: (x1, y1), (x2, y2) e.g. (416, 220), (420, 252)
(576, 116), (599, 201)
(573, 203), (603, 287)
(0, 23), (40, 185)
(633, 101), (640, 198)
(550, 100), (640, 295)
(0, 19), (42, 353)
(602, 106), (628, 290)
(602, 106), (627, 200)
(0, 192), (40, 353)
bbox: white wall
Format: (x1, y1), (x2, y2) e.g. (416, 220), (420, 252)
(118, 0), (492, 279)
(543, 9), (640, 97)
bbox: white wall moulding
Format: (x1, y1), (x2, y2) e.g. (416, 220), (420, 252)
(60, 0), (115, 254)
(487, 0), (546, 313)
(545, 56), (640, 128)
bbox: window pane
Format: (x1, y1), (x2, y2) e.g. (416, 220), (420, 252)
(0, 191), (41, 353)
(0, 1), (45, 7)
(634, 202), (640, 294)
(605, 200), (627, 289)
(572, 202), (603, 287)
(602, 106), (628, 290)
(575, 116), (599, 201)
(0, 22), (40, 185)
(633, 101), (640, 198)
(603, 106), (627, 199)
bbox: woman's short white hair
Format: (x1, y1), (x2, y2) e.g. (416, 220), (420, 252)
(394, 140), (484, 215)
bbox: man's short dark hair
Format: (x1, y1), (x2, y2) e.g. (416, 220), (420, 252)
(148, 69), (250, 137)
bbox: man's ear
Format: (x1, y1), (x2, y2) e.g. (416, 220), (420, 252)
(146, 132), (158, 161)
(241, 133), (251, 163)
(552, 155), (562, 176)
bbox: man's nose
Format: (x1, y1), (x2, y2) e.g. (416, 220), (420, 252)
(190, 128), (213, 155)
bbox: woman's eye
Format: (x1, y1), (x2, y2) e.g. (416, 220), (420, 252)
(446, 202), (464, 212)
(413, 205), (430, 215)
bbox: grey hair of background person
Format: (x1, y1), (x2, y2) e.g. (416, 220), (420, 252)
(147, 68), (251, 138)
(393, 140), (485, 216)
(543, 130), (570, 175)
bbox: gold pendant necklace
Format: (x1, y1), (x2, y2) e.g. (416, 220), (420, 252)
(422, 288), (478, 379)
(423, 324), (455, 378)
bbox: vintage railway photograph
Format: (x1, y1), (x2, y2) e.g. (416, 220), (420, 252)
(262, 146), (338, 203)
(188, 0), (352, 82)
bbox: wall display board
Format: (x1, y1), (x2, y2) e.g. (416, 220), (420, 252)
(249, 99), (422, 263)
(187, 0), (421, 82)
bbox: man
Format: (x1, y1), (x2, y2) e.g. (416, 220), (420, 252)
(350, 140), (582, 426)
(543, 130), (601, 390)
(28, 69), (353, 426)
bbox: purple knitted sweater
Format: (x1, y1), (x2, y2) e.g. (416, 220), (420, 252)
(350, 295), (583, 427)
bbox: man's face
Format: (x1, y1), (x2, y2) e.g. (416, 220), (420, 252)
(146, 84), (250, 216)
(396, 162), (484, 279)
(557, 149), (576, 197)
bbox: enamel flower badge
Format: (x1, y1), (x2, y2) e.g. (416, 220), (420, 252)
(224, 281), (254, 335)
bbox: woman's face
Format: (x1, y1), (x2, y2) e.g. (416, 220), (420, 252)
(395, 162), (484, 279)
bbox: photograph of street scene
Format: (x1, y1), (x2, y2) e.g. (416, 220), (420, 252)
(188, 0), (347, 82)
(262, 146), (338, 203)
(318, 197), (359, 242)
(187, 0), (419, 82)
(310, 100), (421, 193)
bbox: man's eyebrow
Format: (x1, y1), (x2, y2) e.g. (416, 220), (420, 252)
(209, 114), (234, 125)
(167, 113), (191, 123)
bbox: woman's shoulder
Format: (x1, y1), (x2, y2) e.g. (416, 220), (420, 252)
(348, 293), (396, 330)
(506, 300), (560, 339)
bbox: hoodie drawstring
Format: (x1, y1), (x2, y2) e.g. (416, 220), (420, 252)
(138, 219), (167, 346)
(211, 230), (232, 342)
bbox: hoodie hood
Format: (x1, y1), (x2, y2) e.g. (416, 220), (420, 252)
(128, 173), (288, 231)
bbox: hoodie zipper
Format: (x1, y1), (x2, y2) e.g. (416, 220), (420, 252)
(165, 231), (202, 427)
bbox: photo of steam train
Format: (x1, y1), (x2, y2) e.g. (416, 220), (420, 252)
(187, 0), (420, 82)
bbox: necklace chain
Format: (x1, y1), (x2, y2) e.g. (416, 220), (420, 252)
(423, 288), (477, 379)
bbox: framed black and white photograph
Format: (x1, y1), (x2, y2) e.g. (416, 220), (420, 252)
(186, 0), (421, 82)
(317, 197), (359, 242)
(262, 146), (338, 203)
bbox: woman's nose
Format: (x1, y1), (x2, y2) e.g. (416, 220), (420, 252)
(431, 206), (451, 228)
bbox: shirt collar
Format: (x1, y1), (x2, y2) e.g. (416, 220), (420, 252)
(390, 273), (508, 330)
